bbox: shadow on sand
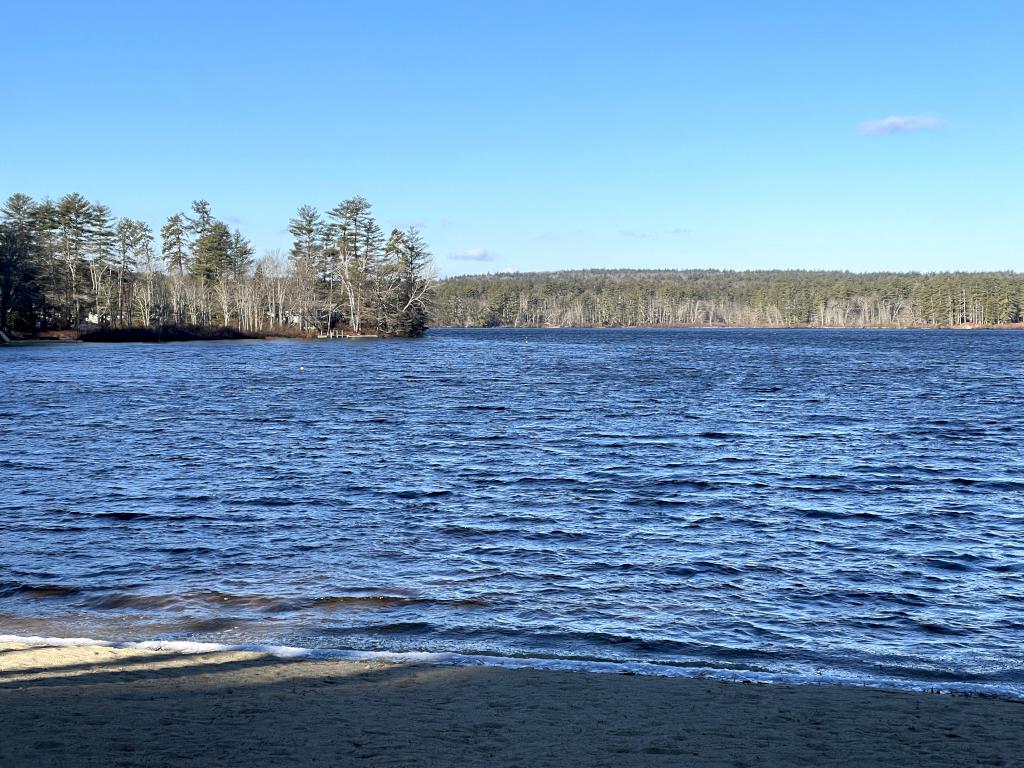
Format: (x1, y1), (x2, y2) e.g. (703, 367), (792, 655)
(1, 649), (1022, 767)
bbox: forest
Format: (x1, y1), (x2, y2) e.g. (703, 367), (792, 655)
(434, 269), (1024, 328)
(0, 193), (434, 338)
(5, 192), (1022, 337)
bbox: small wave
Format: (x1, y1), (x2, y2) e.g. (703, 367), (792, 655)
(326, 621), (436, 635)
(93, 511), (153, 521)
(160, 546), (216, 555)
(240, 496), (297, 507)
(437, 524), (517, 538)
(75, 590), (488, 613)
(183, 617), (243, 632)
(0, 582), (81, 599)
(916, 621), (967, 637)
(82, 594), (182, 610)
(663, 562), (742, 577)
(306, 595), (485, 610)
(69, 510), (218, 522)
(801, 508), (854, 520)
(650, 478), (716, 489)
(923, 558), (972, 573)
(974, 479), (1024, 492)
(392, 489), (453, 499)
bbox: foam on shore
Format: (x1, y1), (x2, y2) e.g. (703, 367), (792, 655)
(2, 633), (1020, 700)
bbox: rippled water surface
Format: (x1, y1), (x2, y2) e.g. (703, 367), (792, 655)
(2, 330), (1023, 694)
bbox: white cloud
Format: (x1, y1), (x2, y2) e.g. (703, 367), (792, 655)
(858, 115), (944, 136)
(450, 247), (496, 262)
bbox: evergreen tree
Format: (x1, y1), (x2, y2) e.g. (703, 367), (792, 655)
(383, 227), (433, 336)
(288, 205), (334, 331)
(113, 218), (153, 325)
(161, 213), (189, 275)
(0, 190), (439, 336)
(86, 203), (117, 323)
(2, 193), (36, 231)
(227, 229), (255, 280)
(188, 200), (214, 238)
(0, 195), (42, 331)
(327, 196), (382, 332)
(191, 221), (233, 281)
(54, 193), (93, 325)
(287, 205), (323, 267)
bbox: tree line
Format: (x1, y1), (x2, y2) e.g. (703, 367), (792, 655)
(0, 193), (434, 337)
(434, 269), (1024, 328)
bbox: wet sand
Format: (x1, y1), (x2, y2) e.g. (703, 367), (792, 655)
(0, 641), (1021, 767)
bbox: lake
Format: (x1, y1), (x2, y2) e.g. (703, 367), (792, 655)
(2, 329), (1023, 696)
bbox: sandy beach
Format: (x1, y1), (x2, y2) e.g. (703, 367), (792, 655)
(0, 641), (1020, 767)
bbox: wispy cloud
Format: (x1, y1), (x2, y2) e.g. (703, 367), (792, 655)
(530, 228), (586, 241)
(620, 227), (689, 239)
(858, 114), (944, 136)
(450, 247), (496, 262)
(387, 219), (428, 231)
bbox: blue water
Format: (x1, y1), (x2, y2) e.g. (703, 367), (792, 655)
(2, 329), (1023, 695)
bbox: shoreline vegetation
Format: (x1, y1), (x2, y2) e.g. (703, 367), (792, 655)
(0, 193), (434, 340)
(431, 321), (1024, 331)
(77, 324), (263, 343)
(3, 321), (1021, 345)
(5, 192), (1023, 339)
(435, 269), (1024, 329)
(1, 641), (1022, 768)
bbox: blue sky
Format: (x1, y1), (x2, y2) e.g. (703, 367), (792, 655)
(2, 1), (1020, 276)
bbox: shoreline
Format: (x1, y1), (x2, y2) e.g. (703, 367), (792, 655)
(2, 640), (1022, 767)
(431, 322), (1024, 331)
(4, 323), (1024, 347)
(1, 633), (1020, 702)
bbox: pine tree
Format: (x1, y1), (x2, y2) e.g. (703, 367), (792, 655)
(287, 205), (323, 267)
(188, 200), (214, 238)
(87, 203), (117, 324)
(381, 226), (433, 336)
(161, 213), (189, 275)
(191, 221), (233, 281)
(113, 219), (153, 325)
(288, 205), (334, 332)
(0, 195), (43, 332)
(54, 193), (93, 325)
(227, 229), (255, 280)
(327, 196), (382, 332)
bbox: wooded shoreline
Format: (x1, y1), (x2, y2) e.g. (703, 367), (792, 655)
(435, 269), (1024, 329)
(4, 322), (1024, 345)
(1, 193), (434, 339)
(0, 327), (412, 344)
(431, 322), (1024, 331)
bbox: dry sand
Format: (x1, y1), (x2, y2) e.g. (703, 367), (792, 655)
(1, 641), (1021, 767)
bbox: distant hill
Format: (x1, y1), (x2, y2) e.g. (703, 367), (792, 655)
(433, 268), (1024, 328)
